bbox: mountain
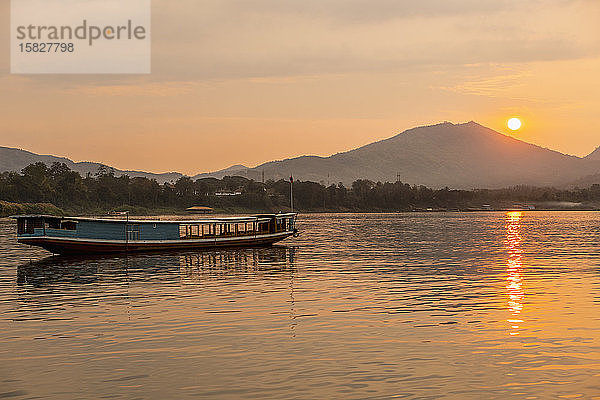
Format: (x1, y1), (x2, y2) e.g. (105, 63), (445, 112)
(211, 121), (600, 189)
(570, 147), (600, 187)
(0, 147), (183, 184)
(3, 122), (600, 189)
(569, 173), (600, 188)
(584, 147), (600, 161)
(193, 164), (249, 180)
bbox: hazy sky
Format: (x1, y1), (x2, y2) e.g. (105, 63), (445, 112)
(1, 0), (600, 175)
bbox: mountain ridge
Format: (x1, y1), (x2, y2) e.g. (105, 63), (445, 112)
(585, 146), (600, 161)
(0, 146), (183, 184)
(229, 121), (599, 188)
(2, 122), (599, 189)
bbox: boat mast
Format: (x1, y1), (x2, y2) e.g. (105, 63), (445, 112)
(110, 210), (130, 252)
(290, 175), (294, 213)
(126, 211), (129, 252)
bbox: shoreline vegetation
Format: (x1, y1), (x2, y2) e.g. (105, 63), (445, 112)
(1, 162), (600, 218)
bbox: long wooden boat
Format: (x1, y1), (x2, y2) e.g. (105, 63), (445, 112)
(12, 213), (297, 255)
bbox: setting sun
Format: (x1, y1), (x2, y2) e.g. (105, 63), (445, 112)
(508, 118), (522, 131)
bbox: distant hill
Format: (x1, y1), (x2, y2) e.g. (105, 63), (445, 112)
(571, 146), (600, 186)
(3, 122), (600, 189)
(0, 147), (183, 184)
(569, 173), (600, 188)
(584, 147), (600, 161)
(193, 164), (249, 180)
(207, 121), (600, 189)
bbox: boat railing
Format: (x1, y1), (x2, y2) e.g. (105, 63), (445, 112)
(178, 222), (293, 240)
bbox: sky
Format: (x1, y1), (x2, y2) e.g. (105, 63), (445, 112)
(1, 0), (600, 175)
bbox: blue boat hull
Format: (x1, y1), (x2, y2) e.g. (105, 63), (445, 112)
(19, 232), (294, 255)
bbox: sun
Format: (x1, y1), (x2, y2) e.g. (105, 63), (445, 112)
(508, 117), (522, 131)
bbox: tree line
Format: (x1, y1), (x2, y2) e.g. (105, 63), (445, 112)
(1, 162), (600, 215)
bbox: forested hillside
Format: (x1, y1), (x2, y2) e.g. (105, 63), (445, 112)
(2, 162), (600, 217)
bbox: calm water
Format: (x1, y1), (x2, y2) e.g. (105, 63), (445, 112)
(1, 212), (600, 399)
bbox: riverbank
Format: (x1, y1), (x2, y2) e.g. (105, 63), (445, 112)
(0, 202), (287, 218)
(4, 201), (600, 218)
(0, 201), (63, 217)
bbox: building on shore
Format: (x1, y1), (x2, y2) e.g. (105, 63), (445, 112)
(186, 206), (214, 214)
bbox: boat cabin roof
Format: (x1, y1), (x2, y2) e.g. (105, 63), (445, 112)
(11, 213), (296, 224)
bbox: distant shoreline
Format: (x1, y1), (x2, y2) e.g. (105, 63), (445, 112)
(2, 206), (599, 219)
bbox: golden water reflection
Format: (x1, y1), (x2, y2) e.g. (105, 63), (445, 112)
(505, 211), (524, 336)
(178, 247), (296, 280)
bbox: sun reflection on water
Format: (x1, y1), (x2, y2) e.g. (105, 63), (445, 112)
(505, 211), (524, 336)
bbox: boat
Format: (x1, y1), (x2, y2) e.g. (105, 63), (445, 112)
(12, 213), (298, 255)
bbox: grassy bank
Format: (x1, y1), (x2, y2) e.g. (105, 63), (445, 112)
(0, 201), (64, 218)
(1, 202), (285, 218)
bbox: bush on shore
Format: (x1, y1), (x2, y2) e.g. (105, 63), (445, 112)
(0, 201), (63, 218)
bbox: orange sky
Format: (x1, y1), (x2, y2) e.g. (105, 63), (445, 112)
(1, 0), (600, 175)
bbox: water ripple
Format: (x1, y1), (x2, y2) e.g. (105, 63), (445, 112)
(1, 212), (600, 399)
